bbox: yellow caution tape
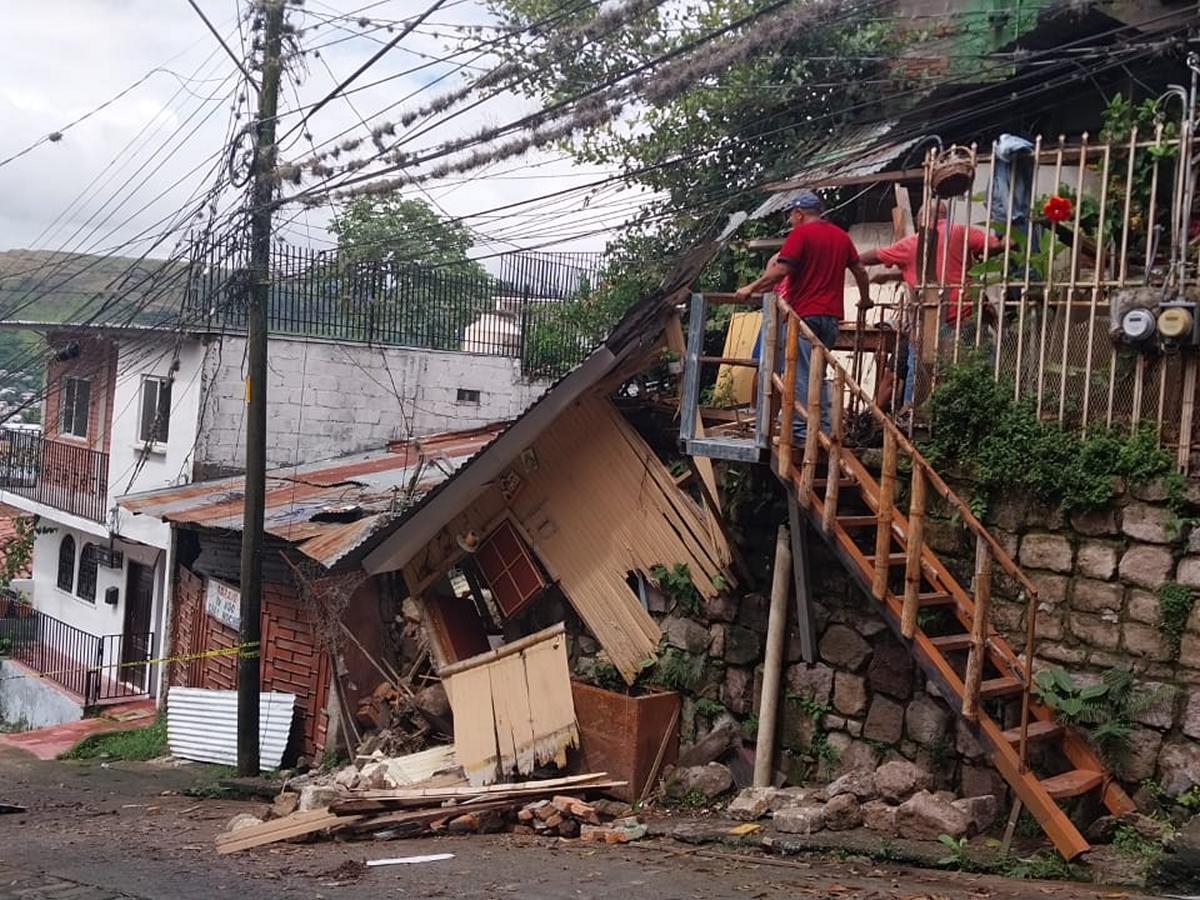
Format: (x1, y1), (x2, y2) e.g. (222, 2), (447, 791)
(0, 642), (260, 684)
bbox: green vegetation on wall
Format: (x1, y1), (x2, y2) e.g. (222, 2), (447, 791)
(925, 361), (1180, 516)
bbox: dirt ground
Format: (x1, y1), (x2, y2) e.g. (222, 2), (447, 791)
(0, 746), (1157, 900)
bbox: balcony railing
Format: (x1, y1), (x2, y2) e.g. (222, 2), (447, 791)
(0, 431), (109, 523)
(0, 594), (152, 705)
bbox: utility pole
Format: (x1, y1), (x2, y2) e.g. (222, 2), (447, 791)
(238, 0), (285, 777)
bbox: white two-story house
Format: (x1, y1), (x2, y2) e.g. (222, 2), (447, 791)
(0, 245), (587, 725)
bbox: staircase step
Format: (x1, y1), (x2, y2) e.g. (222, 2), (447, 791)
(812, 477), (858, 491)
(1002, 720), (1064, 745)
(979, 676), (1024, 698)
(836, 515), (879, 529)
(929, 633), (973, 652)
(872, 552), (908, 567)
(1040, 769), (1104, 799)
(918, 591), (956, 607)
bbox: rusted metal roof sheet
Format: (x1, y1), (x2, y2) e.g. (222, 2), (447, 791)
(118, 424), (506, 569)
(750, 124), (925, 220)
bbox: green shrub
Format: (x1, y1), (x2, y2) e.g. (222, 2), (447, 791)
(925, 361), (1177, 515)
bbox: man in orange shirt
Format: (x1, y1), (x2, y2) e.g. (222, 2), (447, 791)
(736, 190), (870, 437)
(860, 201), (1000, 407)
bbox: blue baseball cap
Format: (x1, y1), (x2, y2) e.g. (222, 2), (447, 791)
(784, 189), (824, 212)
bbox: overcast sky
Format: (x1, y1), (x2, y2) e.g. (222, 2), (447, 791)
(0, 1), (637, 262)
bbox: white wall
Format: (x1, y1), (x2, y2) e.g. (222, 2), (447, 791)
(195, 335), (549, 473)
(29, 523), (163, 677)
(107, 336), (206, 549)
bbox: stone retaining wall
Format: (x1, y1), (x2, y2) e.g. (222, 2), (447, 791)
(565, 474), (1200, 808)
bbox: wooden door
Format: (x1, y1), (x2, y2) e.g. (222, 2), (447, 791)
(122, 561), (155, 691)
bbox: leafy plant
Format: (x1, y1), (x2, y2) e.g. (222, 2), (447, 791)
(936, 834), (972, 870)
(788, 692), (838, 777)
(1176, 785), (1200, 811)
(694, 698), (726, 720)
(654, 648), (703, 692)
(1001, 851), (1080, 881)
(1157, 582), (1196, 660)
(1113, 824), (1167, 865)
(741, 714), (759, 741)
(926, 361), (1177, 515)
(651, 562), (700, 615)
(875, 838), (902, 862)
(0, 636), (10, 656)
(1031, 667), (1166, 768)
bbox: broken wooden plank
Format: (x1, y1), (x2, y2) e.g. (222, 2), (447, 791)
(215, 808), (364, 855)
(351, 772), (613, 802)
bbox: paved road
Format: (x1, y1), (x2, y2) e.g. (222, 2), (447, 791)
(0, 746), (1153, 900)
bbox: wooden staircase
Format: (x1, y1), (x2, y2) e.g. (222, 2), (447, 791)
(680, 293), (1135, 860)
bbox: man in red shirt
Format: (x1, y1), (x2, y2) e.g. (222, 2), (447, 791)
(736, 190), (870, 437)
(860, 201), (1000, 407)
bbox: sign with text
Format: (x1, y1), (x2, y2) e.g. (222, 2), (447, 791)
(205, 578), (241, 631)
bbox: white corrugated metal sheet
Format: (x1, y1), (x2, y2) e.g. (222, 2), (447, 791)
(167, 687), (296, 771)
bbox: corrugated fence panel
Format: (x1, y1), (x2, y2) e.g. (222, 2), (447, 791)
(167, 687), (296, 770)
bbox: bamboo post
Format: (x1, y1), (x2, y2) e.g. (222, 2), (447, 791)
(872, 429), (898, 599)
(754, 524), (792, 788)
(778, 316), (798, 480)
(961, 535), (993, 721)
(797, 344), (824, 505)
(1019, 582), (1038, 772)
(901, 464), (926, 638)
(821, 369), (846, 534)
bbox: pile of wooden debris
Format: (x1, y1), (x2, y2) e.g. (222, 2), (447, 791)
(217, 771), (636, 854)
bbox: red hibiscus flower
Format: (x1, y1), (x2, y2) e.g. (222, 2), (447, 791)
(1042, 195), (1073, 223)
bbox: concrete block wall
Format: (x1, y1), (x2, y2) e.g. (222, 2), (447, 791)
(194, 335), (548, 474)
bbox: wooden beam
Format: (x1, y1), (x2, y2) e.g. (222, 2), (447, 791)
(820, 369), (846, 535)
(961, 537), (992, 721)
(797, 343), (824, 504)
(787, 490), (817, 664)
(754, 524), (791, 787)
(872, 429), (898, 598)
(901, 465), (926, 638)
(436, 622), (565, 678)
(778, 317), (798, 480)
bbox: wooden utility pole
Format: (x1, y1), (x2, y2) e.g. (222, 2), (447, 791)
(238, 0), (286, 777)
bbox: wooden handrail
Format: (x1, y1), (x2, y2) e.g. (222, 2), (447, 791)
(873, 430), (897, 599)
(962, 536), (993, 720)
(778, 316), (798, 480)
(774, 297), (1039, 603)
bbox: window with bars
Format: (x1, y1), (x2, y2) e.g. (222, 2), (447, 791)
(76, 543), (98, 603)
(60, 377), (90, 439)
(139, 377), (171, 444)
(474, 520), (546, 619)
(57, 535), (76, 592)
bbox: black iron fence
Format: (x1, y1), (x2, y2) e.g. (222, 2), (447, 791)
(0, 431), (109, 523)
(0, 594), (152, 704)
(183, 238), (605, 376)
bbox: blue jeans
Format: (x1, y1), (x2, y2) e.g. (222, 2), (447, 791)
(792, 315), (840, 439)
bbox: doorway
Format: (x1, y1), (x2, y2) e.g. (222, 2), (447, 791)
(122, 561), (155, 692)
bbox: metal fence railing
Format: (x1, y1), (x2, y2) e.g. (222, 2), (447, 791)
(0, 594), (152, 705)
(182, 238), (606, 377)
(904, 119), (1199, 468)
(0, 431), (109, 523)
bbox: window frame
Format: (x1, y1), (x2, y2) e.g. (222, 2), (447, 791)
(56, 535), (76, 593)
(60, 377), (91, 439)
(137, 376), (172, 446)
(76, 543), (98, 604)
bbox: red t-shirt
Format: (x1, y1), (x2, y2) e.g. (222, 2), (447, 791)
(777, 220), (859, 320)
(874, 223), (999, 324)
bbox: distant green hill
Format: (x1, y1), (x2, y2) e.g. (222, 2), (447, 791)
(0, 249), (185, 326)
(0, 250), (185, 417)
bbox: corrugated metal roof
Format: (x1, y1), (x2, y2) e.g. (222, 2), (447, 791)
(118, 424), (505, 569)
(750, 123), (924, 220)
(167, 687), (295, 770)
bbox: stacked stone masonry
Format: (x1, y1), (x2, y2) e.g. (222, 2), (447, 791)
(566, 476), (1200, 808)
